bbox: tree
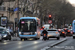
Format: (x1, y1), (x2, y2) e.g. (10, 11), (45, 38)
(39, 0), (75, 28)
(0, 0), (3, 5)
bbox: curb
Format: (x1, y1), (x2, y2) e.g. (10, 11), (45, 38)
(41, 38), (67, 50)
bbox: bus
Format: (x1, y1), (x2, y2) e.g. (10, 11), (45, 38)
(72, 20), (75, 34)
(18, 17), (41, 40)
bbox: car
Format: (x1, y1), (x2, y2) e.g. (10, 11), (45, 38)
(63, 28), (72, 36)
(0, 31), (11, 40)
(63, 28), (68, 32)
(0, 34), (3, 41)
(69, 29), (73, 35)
(0, 27), (6, 31)
(60, 29), (66, 37)
(41, 24), (50, 36)
(66, 29), (72, 36)
(47, 29), (60, 40)
(58, 29), (62, 34)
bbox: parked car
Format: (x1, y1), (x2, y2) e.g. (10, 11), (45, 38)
(47, 29), (60, 40)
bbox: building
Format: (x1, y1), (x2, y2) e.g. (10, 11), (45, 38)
(0, 0), (40, 22)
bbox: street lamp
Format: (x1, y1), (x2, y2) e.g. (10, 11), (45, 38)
(9, 0), (10, 21)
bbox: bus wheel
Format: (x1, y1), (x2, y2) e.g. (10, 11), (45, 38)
(24, 38), (27, 41)
(37, 38), (40, 40)
(20, 38), (23, 41)
(35, 38), (39, 40)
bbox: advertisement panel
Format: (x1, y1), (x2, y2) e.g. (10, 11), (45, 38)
(1, 17), (7, 26)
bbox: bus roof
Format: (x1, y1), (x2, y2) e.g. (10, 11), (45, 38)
(73, 20), (75, 22)
(20, 17), (39, 20)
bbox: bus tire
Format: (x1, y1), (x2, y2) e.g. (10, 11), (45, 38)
(37, 38), (40, 40)
(34, 38), (38, 40)
(24, 38), (27, 41)
(57, 37), (60, 40)
(20, 38), (23, 41)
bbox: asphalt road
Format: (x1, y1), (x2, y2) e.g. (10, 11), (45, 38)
(0, 36), (67, 50)
(48, 36), (75, 50)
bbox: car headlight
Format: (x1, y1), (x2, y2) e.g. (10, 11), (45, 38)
(3, 35), (7, 37)
(19, 32), (21, 34)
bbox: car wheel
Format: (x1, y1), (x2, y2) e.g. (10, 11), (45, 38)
(57, 37), (60, 40)
(63, 36), (66, 38)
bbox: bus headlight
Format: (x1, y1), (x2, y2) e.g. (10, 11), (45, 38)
(35, 32), (37, 34)
(19, 32), (21, 34)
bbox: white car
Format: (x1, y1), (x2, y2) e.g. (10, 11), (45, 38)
(41, 24), (50, 36)
(43, 24), (50, 30)
(47, 29), (60, 40)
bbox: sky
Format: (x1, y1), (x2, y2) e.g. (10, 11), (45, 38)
(67, 0), (75, 6)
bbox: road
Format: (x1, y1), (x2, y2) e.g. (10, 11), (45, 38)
(48, 36), (75, 50)
(0, 36), (66, 50)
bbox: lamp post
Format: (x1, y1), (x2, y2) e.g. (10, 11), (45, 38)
(17, 0), (19, 22)
(9, 0), (10, 21)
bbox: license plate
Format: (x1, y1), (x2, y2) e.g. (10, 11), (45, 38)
(24, 33), (30, 35)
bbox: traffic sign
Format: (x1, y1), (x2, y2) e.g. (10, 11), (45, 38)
(48, 20), (52, 24)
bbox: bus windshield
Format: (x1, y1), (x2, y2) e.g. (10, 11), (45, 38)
(19, 19), (36, 32)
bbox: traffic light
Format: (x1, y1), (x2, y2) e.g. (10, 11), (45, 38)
(49, 15), (52, 20)
(70, 24), (71, 26)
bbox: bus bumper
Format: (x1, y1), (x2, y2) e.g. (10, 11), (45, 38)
(19, 34), (38, 38)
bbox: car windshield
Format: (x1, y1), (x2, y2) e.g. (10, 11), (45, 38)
(0, 31), (6, 34)
(0, 28), (5, 31)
